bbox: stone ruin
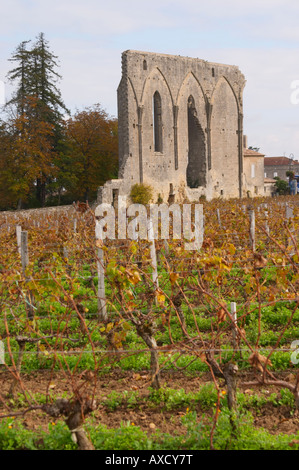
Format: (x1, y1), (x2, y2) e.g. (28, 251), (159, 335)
(97, 50), (247, 205)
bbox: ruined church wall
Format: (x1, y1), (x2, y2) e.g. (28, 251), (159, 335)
(101, 50), (246, 205)
(208, 78), (240, 199)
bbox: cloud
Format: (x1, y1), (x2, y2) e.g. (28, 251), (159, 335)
(0, 0), (298, 158)
(0, 0), (177, 36)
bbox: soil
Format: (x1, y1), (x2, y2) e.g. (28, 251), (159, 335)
(1, 367), (299, 439)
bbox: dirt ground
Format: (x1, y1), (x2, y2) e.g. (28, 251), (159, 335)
(1, 367), (299, 439)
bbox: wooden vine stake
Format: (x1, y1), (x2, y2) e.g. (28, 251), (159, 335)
(21, 231), (35, 319)
(147, 218), (159, 297)
(216, 208), (222, 229)
(21, 231), (29, 274)
(285, 205), (295, 256)
(249, 208), (255, 251)
(264, 205), (270, 237)
(96, 241), (107, 322)
(16, 225), (22, 255)
(95, 206), (108, 322)
(231, 302), (238, 351)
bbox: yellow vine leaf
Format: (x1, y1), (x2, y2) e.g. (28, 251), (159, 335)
(156, 290), (166, 305)
(169, 272), (180, 285)
(106, 322), (114, 333)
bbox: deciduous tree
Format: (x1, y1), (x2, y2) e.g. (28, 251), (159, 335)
(4, 33), (69, 207)
(0, 96), (56, 209)
(65, 104), (118, 201)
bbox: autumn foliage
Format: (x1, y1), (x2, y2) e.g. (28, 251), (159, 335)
(64, 104), (118, 201)
(0, 196), (298, 449)
(0, 35), (118, 210)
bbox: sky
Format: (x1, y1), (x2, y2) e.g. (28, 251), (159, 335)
(0, 0), (299, 158)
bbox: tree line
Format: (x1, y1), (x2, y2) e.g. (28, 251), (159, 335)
(0, 33), (118, 211)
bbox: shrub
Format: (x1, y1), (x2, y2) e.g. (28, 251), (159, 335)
(130, 183), (153, 205)
(274, 177), (289, 195)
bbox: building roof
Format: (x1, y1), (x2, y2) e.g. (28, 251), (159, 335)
(243, 148), (265, 157)
(264, 178), (277, 183)
(264, 157), (299, 166)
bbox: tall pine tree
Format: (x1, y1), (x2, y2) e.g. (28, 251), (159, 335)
(5, 33), (69, 206)
(30, 33), (69, 125)
(6, 40), (32, 116)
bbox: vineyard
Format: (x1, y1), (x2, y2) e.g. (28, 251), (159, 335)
(0, 195), (299, 451)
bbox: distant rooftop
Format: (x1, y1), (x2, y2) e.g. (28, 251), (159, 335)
(264, 177), (277, 183)
(243, 148), (265, 157)
(264, 157), (299, 166)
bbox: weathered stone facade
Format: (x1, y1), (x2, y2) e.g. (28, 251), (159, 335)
(243, 147), (265, 197)
(97, 50), (247, 204)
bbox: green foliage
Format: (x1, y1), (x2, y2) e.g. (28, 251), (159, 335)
(1, 197), (299, 450)
(103, 390), (139, 410)
(148, 383), (218, 411)
(0, 419), (76, 450)
(89, 421), (153, 450)
(270, 351), (292, 370)
(64, 104), (118, 201)
(0, 35), (118, 209)
(129, 183), (153, 205)
(1, 402), (299, 450)
(0, 418), (38, 450)
(148, 387), (190, 410)
(274, 177), (289, 195)
(157, 193), (163, 204)
(156, 410), (299, 450)
(3, 33), (70, 207)
(41, 422), (76, 450)
(196, 383), (219, 409)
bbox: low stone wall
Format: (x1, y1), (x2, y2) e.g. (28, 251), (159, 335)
(0, 205), (75, 221)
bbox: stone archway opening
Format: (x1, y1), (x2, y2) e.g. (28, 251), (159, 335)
(186, 95), (206, 189)
(153, 91), (163, 153)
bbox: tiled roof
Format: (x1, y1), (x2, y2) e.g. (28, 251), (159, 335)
(264, 157), (299, 166)
(243, 148), (265, 157)
(264, 178), (277, 183)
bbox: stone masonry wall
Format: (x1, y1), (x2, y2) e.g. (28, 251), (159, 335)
(97, 50), (246, 204)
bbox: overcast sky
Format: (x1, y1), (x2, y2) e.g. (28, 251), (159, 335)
(0, 0), (299, 158)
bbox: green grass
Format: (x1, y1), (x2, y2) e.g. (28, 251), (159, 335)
(1, 409), (299, 450)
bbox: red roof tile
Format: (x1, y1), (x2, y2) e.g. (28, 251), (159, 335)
(264, 157), (299, 166)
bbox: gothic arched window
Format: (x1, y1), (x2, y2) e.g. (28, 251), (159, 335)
(186, 95), (206, 188)
(153, 91), (163, 153)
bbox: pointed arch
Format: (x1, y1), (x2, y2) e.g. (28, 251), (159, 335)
(210, 76), (240, 198)
(118, 76), (139, 179)
(211, 76), (239, 112)
(140, 66), (173, 107)
(153, 90), (163, 152)
(128, 77), (139, 107)
(176, 71), (207, 109)
(176, 72), (207, 185)
(186, 95), (206, 188)
(139, 66), (174, 164)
